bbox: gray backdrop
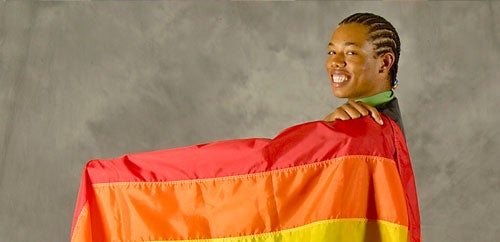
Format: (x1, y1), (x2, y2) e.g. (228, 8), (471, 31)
(1, 1), (499, 241)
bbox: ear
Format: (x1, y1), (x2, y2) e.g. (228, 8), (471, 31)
(378, 52), (395, 74)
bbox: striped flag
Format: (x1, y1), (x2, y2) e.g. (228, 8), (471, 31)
(71, 116), (420, 242)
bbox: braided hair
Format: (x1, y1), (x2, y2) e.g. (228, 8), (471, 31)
(339, 13), (401, 86)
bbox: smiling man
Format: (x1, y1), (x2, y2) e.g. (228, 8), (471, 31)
(70, 12), (421, 242)
(321, 13), (421, 242)
(324, 13), (405, 134)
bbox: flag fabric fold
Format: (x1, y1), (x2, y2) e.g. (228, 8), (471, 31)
(71, 116), (420, 242)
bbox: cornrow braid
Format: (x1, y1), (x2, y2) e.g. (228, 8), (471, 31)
(339, 13), (401, 85)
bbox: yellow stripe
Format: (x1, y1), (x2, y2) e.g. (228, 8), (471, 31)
(146, 219), (408, 242)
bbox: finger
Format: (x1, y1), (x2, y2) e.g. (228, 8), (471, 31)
(340, 103), (363, 119)
(334, 109), (351, 120)
(323, 113), (334, 121)
(324, 109), (350, 121)
(347, 100), (370, 116)
(358, 102), (383, 125)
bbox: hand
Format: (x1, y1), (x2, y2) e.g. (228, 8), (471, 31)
(323, 100), (383, 125)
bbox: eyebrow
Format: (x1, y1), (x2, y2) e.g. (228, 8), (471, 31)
(328, 42), (360, 47)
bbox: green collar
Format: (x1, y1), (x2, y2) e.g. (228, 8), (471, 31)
(355, 90), (394, 106)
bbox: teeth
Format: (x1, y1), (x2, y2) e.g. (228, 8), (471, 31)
(332, 75), (347, 83)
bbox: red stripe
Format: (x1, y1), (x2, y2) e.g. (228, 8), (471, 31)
(85, 117), (396, 184)
(389, 119), (421, 242)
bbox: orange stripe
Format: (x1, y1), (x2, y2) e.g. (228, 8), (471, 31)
(89, 155), (407, 241)
(70, 202), (92, 242)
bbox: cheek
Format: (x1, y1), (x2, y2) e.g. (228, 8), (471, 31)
(325, 57), (333, 69)
(346, 58), (363, 67)
(357, 61), (377, 75)
(346, 61), (363, 75)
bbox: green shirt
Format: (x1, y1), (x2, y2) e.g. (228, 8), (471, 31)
(356, 90), (394, 107)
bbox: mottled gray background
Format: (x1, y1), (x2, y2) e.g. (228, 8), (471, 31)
(1, 1), (499, 241)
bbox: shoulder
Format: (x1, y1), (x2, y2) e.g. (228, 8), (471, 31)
(377, 98), (405, 135)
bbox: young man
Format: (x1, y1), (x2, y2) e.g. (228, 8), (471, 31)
(323, 13), (405, 134)
(71, 12), (420, 242)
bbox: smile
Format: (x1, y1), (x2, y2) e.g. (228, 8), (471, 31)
(331, 73), (349, 83)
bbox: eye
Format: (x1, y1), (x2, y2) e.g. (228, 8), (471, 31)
(327, 51), (336, 55)
(346, 51), (357, 55)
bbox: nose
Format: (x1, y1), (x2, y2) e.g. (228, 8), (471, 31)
(326, 54), (346, 68)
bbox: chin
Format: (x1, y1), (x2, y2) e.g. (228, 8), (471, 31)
(332, 89), (349, 99)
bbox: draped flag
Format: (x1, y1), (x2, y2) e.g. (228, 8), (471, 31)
(71, 116), (421, 242)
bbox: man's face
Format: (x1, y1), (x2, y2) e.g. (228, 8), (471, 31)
(325, 23), (387, 100)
